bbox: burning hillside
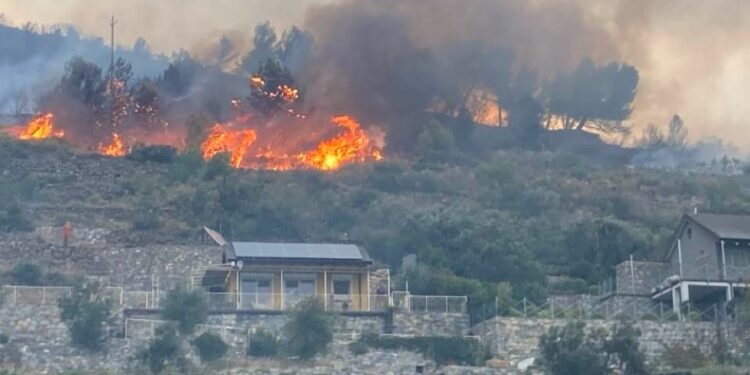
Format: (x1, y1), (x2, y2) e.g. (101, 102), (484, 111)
(8, 113), (64, 140)
(4, 59), (383, 172)
(7, 108), (383, 172)
(201, 115), (381, 171)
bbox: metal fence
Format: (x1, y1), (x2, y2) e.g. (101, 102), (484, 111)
(472, 297), (737, 324)
(202, 291), (466, 313)
(1, 285), (154, 308)
(391, 291), (467, 313)
(0, 285), (467, 314)
(124, 318), (245, 341)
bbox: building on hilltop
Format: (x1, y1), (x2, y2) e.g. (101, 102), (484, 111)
(194, 227), (391, 312)
(608, 212), (750, 320)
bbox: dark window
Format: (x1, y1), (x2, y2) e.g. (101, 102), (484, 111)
(686, 228), (692, 240)
(333, 280), (350, 295)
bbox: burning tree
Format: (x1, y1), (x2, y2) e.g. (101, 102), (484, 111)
(543, 59), (639, 134)
(37, 56), (107, 140)
(247, 59), (300, 118)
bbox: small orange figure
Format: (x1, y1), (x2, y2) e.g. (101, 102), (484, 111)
(62, 221), (73, 247)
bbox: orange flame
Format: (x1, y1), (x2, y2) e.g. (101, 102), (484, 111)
(18, 113), (64, 140)
(249, 75), (265, 89)
(99, 133), (126, 157)
(279, 85), (299, 102)
(201, 124), (258, 168)
(200, 115), (382, 171)
(297, 115), (382, 171)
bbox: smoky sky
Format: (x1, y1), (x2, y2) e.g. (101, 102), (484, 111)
(2, 0), (749, 148)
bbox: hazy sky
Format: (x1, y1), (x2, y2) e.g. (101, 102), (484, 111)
(2, 0), (749, 148)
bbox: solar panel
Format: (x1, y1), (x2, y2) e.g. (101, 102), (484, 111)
(231, 242), (366, 261)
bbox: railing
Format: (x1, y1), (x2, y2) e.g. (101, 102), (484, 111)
(0, 285), (468, 314)
(124, 318), (245, 341)
(1, 285), (153, 308)
(205, 292), (394, 312)
(472, 297), (736, 324)
(391, 291), (468, 313)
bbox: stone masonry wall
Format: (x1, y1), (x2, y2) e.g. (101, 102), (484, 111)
(474, 316), (747, 368)
(0, 230), (221, 291)
(0, 303), (139, 373)
(392, 312), (470, 337)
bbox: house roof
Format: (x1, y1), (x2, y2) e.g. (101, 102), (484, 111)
(229, 242), (372, 266)
(203, 227), (374, 266)
(664, 213), (750, 261)
(687, 213), (750, 240)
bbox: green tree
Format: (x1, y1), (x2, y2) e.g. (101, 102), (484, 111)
(184, 113), (211, 151)
(9, 263), (42, 285)
(238, 21), (278, 75)
(604, 322), (649, 375)
(414, 121), (455, 165)
(161, 287), (208, 335)
(543, 59), (638, 134)
(58, 280), (113, 351)
(284, 298), (332, 359)
(192, 332), (228, 363)
(139, 324), (185, 374)
(537, 321), (608, 375)
(537, 321), (649, 375)
(246, 328), (280, 358)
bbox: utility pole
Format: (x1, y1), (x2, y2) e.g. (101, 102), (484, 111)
(110, 15), (117, 130)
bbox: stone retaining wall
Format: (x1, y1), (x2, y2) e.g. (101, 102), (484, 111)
(473, 316), (748, 369)
(0, 303), (138, 373)
(392, 312), (470, 337)
(0, 232), (220, 290)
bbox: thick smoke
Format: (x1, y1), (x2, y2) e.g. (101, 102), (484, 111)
(0, 22), (168, 114)
(608, 0), (750, 148)
(3, 0), (749, 149)
(296, 0), (627, 149)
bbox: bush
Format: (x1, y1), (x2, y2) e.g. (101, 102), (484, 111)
(359, 334), (489, 366)
(0, 204), (33, 232)
(348, 340), (369, 355)
(203, 153), (231, 181)
(132, 211), (162, 231)
(161, 287), (208, 335)
(139, 324), (185, 374)
(9, 263), (42, 285)
(167, 151), (204, 183)
(246, 329), (280, 358)
(548, 277), (590, 295)
(192, 332), (228, 363)
(283, 298), (332, 359)
(58, 281), (113, 351)
(661, 344), (708, 370)
(537, 320), (649, 375)
(126, 145), (177, 164)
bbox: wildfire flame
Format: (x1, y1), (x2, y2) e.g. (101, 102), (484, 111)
(200, 115), (382, 171)
(99, 133), (126, 157)
(249, 75), (265, 89)
(279, 85), (299, 102)
(298, 115), (382, 170)
(17, 113), (64, 140)
(201, 124), (258, 168)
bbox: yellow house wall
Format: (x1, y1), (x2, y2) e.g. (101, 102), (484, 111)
(235, 266), (373, 311)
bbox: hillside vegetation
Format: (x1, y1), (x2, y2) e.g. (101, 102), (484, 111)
(1, 131), (749, 310)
